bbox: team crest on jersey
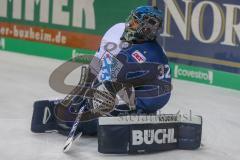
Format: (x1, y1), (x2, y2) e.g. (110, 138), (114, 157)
(132, 50), (146, 63)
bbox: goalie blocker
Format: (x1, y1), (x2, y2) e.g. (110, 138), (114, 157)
(98, 114), (202, 154)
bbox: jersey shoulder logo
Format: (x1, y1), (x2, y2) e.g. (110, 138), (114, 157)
(131, 50), (146, 63)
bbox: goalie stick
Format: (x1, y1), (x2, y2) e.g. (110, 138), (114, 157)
(63, 100), (85, 152)
(60, 65), (91, 152)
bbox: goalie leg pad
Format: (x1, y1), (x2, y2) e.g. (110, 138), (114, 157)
(31, 100), (60, 133)
(98, 114), (202, 154)
(31, 100), (98, 136)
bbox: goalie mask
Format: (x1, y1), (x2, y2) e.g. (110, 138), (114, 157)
(121, 6), (164, 42)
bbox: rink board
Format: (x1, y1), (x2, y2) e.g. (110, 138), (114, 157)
(0, 37), (239, 90)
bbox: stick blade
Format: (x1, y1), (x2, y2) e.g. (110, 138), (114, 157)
(63, 132), (83, 153)
(63, 136), (74, 152)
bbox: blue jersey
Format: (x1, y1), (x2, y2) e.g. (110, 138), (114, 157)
(95, 23), (171, 113)
(119, 41), (171, 113)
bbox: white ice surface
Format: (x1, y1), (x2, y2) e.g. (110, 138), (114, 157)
(0, 50), (240, 160)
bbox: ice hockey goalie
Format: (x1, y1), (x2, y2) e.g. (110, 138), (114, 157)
(31, 6), (202, 154)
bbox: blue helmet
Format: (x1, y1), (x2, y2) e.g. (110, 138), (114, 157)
(121, 6), (164, 42)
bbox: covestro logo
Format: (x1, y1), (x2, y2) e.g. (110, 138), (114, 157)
(174, 65), (213, 84)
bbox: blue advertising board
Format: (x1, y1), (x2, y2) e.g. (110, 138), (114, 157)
(151, 0), (240, 74)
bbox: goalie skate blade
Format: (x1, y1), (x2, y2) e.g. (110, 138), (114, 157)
(74, 132), (83, 141)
